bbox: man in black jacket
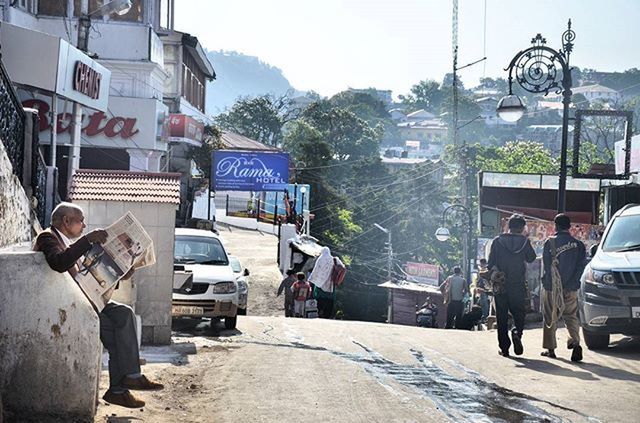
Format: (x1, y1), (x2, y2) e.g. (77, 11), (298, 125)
(488, 214), (537, 357)
(541, 214), (586, 362)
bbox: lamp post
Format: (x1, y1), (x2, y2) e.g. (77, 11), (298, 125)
(435, 204), (473, 285)
(497, 19), (576, 213)
(374, 223), (394, 324)
(300, 186), (307, 234)
(67, 0), (132, 180)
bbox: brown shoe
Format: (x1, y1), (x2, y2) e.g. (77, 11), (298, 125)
(103, 390), (145, 409)
(122, 374), (164, 391)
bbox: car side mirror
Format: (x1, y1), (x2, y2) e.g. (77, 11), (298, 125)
(243, 268), (250, 276)
(589, 243), (599, 257)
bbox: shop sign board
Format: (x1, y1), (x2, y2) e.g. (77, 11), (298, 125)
(168, 114), (204, 146)
(211, 151), (289, 191)
(0, 22), (110, 111)
(404, 262), (439, 286)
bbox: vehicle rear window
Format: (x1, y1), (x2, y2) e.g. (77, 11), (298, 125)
(602, 214), (640, 252)
(174, 236), (229, 265)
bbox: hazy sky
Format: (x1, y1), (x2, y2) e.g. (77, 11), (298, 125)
(176, 0), (640, 98)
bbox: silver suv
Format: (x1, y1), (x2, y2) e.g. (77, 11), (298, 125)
(579, 204), (640, 349)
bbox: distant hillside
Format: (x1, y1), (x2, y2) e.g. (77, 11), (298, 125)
(205, 50), (298, 115)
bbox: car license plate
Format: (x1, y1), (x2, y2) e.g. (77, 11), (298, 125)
(172, 305), (204, 316)
(632, 307), (640, 318)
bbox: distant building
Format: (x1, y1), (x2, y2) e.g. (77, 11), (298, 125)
(348, 87), (393, 105)
(525, 124), (574, 154)
(389, 108), (408, 122)
(547, 84), (621, 104)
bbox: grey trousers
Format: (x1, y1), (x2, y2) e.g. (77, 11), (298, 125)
(99, 301), (141, 389)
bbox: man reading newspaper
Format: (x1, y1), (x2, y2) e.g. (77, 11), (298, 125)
(34, 202), (163, 409)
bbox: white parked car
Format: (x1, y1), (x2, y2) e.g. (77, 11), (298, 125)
(172, 228), (239, 330)
(228, 255), (250, 315)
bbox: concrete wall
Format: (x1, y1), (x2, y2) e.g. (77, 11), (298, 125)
(0, 139), (31, 248)
(0, 251), (101, 421)
(75, 200), (176, 345)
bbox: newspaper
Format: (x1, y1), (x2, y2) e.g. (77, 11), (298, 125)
(75, 212), (155, 312)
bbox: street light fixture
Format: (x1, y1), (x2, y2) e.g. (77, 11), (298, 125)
(497, 19), (576, 213)
(435, 204), (473, 284)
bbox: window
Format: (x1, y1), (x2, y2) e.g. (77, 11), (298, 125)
(602, 214), (640, 252)
(16, 0), (38, 14)
(174, 236), (228, 265)
(72, 0), (101, 16)
(39, 0), (67, 16)
(181, 49), (206, 112)
(159, 0), (173, 29)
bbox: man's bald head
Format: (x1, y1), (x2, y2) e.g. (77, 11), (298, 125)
(51, 202), (84, 228)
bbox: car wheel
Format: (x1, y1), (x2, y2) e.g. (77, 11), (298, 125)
(583, 330), (610, 350)
(238, 308), (247, 316)
(225, 316), (237, 330)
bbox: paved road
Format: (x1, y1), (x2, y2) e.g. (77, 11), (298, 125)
(97, 317), (640, 423)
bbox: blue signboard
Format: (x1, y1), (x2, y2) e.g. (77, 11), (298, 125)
(263, 184), (310, 216)
(211, 151), (290, 191)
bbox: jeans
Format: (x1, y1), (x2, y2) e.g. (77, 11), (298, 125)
(446, 300), (464, 329)
(495, 283), (526, 352)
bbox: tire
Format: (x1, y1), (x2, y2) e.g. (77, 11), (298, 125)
(224, 315), (237, 330)
(583, 330), (610, 350)
(238, 308), (247, 316)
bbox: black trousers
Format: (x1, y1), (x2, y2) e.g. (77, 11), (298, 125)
(99, 301), (141, 389)
(445, 300), (464, 329)
(494, 282), (526, 352)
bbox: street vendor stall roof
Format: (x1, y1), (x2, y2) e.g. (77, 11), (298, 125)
(379, 280), (443, 296)
(288, 234), (324, 257)
(221, 131), (282, 152)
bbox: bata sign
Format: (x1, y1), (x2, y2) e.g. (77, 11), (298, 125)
(23, 98), (139, 139)
(73, 61), (102, 100)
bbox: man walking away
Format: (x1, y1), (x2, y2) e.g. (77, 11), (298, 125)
(440, 266), (468, 329)
(488, 214), (536, 357)
(277, 269), (296, 317)
(541, 214), (586, 362)
(475, 258), (490, 322)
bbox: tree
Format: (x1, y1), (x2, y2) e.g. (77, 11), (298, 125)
(215, 94), (295, 146)
(188, 125), (224, 179)
(398, 79), (446, 113)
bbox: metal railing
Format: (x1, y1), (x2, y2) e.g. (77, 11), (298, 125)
(0, 55), (26, 179)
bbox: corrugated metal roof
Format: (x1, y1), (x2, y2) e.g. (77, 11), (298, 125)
(220, 131), (281, 152)
(68, 169), (181, 204)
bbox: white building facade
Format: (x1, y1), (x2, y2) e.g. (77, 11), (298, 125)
(0, 0), (179, 193)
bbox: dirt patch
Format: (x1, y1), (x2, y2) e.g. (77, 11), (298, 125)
(50, 324), (61, 339)
(217, 225), (285, 317)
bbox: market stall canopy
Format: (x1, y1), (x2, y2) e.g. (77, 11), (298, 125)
(0, 22), (111, 111)
(379, 280), (443, 296)
(288, 234), (324, 257)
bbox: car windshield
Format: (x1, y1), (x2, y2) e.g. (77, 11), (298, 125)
(601, 214), (640, 252)
(228, 257), (242, 273)
(174, 235), (229, 265)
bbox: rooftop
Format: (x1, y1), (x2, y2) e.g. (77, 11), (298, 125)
(220, 131), (281, 152)
(68, 170), (181, 204)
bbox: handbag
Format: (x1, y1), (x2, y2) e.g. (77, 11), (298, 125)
(480, 266), (506, 295)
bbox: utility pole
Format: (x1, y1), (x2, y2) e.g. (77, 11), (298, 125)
(68, 0), (90, 188)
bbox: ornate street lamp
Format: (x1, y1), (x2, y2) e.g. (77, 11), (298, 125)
(497, 20), (576, 213)
(435, 204), (473, 284)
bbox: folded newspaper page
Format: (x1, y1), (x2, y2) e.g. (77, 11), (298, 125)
(75, 212), (155, 312)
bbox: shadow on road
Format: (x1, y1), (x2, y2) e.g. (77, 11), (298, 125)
(172, 317), (244, 339)
(596, 336), (640, 358)
(512, 357), (599, 380)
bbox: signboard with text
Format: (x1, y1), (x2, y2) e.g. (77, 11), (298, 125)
(212, 151), (289, 191)
(404, 262), (439, 286)
(168, 114), (204, 146)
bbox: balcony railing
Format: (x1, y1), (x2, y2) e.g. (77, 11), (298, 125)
(0, 56), (26, 179)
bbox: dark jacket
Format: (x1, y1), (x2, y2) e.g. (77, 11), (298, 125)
(542, 231), (586, 291)
(33, 228), (92, 277)
(487, 233), (536, 286)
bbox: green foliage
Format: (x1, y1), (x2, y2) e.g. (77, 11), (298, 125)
(467, 141), (558, 174)
(188, 125), (224, 179)
(399, 79), (446, 113)
(215, 94), (295, 146)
